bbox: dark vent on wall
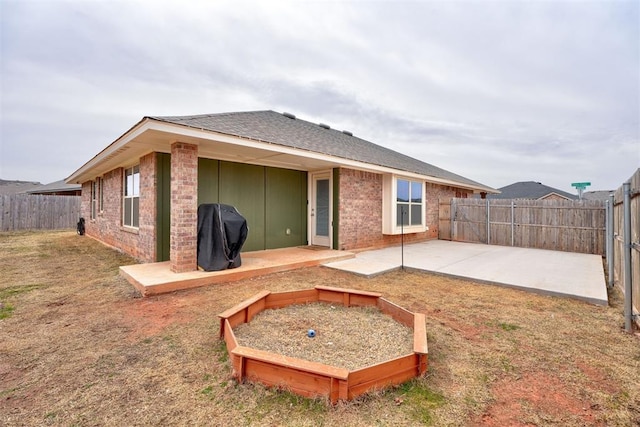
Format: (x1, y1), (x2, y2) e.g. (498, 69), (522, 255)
(282, 112), (296, 119)
(342, 130), (353, 136)
(319, 123), (330, 129)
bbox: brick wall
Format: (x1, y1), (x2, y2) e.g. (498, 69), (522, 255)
(138, 153), (158, 262)
(82, 153), (158, 263)
(337, 169), (383, 250)
(337, 168), (471, 250)
(169, 142), (198, 273)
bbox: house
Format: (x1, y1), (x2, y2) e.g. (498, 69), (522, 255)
(66, 110), (497, 273)
(26, 180), (81, 196)
(487, 181), (577, 201)
(582, 190), (614, 202)
(0, 179), (42, 196)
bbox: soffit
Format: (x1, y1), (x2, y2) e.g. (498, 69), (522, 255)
(67, 119), (494, 193)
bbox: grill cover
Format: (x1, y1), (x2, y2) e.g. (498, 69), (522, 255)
(197, 203), (248, 271)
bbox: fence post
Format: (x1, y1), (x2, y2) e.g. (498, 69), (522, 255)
(605, 198), (610, 286)
(607, 194), (615, 289)
(486, 199), (490, 245)
(623, 181), (633, 333)
(451, 198), (457, 241)
(511, 200), (515, 247)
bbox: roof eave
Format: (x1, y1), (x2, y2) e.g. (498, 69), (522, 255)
(147, 120), (499, 193)
(65, 117), (499, 194)
(65, 117), (154, 184)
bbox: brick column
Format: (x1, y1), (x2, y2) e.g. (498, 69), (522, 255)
(170, 142), (198, 273)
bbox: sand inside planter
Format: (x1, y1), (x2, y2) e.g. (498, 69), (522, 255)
(233, 302), (413, 371)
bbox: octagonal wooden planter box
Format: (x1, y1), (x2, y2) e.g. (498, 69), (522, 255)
(218, 285), (428, 404)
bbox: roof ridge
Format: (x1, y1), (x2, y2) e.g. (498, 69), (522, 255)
(148, 110), (275, 121)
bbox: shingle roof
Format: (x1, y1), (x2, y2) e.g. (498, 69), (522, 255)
(26, 180), (81, 194)
(488, 181), (577, 200)
(149, 110), (495, 192)
(582, 190), (614, 201)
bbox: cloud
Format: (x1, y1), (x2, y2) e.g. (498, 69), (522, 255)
(1, 0), (637, 192)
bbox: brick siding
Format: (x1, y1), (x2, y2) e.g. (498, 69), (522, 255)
(169, 142), (198, 273)
(336, 169), (383, 250)
(337, 168), (470, 251)
(81, 153), (157, 263)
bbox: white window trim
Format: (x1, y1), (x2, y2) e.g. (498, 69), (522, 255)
(382, 174), (427, 235)
(98, 176), (104, 213)
(123, 165), (140, 229)
(91, 180), (98, 220)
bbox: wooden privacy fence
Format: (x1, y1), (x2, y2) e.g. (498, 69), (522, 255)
(441, 198), (605, 255)
(610, 168), (639, 330)
(0, 194), (81, 231)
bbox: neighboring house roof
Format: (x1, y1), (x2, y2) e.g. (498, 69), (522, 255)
(67, 110), (497, 194)
(488, 181), (577, 200)
(582, 190), (614, 201)
(0, 179), (42, 195)
(26, 180), (81, 195)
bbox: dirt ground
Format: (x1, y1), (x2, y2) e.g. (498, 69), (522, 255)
(1, 230), (639, 426)
(234, 302), (413, 370)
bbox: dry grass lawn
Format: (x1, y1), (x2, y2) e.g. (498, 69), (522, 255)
(1, 230), (639, 426)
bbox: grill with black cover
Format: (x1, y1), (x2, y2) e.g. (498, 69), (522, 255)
(197, 203), (248, 271)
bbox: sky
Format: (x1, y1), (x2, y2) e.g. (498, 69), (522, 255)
(1, 0), (638, 194)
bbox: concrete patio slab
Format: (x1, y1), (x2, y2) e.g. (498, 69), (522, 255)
(325, 240), (608, 306)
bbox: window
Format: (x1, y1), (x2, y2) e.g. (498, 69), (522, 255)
(123, 165), (140, 228)
(98, 177), (104, 212)
(91, 180), (98, 220)
(382, 175), (426, 234)
(396, 179), (423, 226)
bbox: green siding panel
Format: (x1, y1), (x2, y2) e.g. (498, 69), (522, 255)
(219, 161), (265, 252)
(196, 158), (308, 252)
(156, 153), (171, 262)
(198, 158), (219, 205)
(265, 168), (307, 249)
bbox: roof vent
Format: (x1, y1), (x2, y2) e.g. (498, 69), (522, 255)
(342, 130), (353, 136)
(282, 112), (296, 119)
(319, 123), (330, 129)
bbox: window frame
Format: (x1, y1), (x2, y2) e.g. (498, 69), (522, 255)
(91, 180), (98, 220)
(382, 174), (426, 235)
(396, 178), (424, 227)
(98, 176), (104, 213)
(123, 165), (140, 229)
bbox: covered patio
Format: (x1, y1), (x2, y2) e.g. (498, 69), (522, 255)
(120, 246), (354, 296)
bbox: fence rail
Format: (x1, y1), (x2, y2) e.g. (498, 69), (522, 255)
(0, 194), (81, 231)
(445, 198), (605, 255)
